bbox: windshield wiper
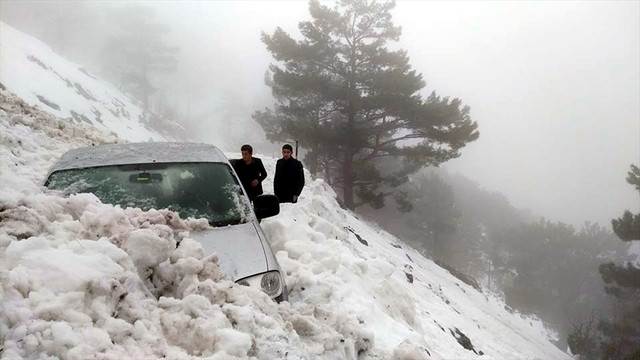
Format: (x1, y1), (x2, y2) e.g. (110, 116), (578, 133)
(209, 218), (245, 227)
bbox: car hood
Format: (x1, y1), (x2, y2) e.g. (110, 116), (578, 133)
(188, 222), (268, 281)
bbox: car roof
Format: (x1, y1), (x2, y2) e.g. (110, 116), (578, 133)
(48, 142), (229, 174)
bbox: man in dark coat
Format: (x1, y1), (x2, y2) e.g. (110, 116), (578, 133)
(274, 144), (305, 203)
(232, 144), (267, 202)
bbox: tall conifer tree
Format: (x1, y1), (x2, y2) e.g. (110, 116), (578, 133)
(254, 0), (478, 209)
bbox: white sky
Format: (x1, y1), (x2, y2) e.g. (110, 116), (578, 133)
(391, 1), (640, 227)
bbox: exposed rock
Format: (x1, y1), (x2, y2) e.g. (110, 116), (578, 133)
(36, 95), (60, 110)
(405, 272), (414, 284)
(449, 327), (482, 355)
(346, 227), (368, 246)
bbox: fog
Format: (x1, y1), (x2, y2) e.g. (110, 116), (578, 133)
(1, 0), (638, 227)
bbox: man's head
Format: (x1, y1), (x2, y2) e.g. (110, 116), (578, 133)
(282, 144), (293, 160)
(241, 144), (253, 163)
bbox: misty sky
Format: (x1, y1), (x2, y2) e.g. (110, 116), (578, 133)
(151, 0), (640, 227)
(3, 0), (639, 227)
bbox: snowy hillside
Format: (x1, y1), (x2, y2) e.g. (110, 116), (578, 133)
(1, 23), (570, 359)
(0, 21), (168, 142)
(0, 88), (570, 359)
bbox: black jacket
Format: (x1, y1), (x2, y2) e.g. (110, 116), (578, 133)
(274, 157), (305, 203)
(232, 157), (267, 201)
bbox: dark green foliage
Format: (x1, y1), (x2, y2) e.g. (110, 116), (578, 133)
(611, 164), (640, 242)
(360, 168), (526, 284)
(567, 313), (599, 360)
(408, 172), (460, 259)
(627, 164), (640, 192)
(500, 220), (630, 347)
(254, 0), (478, 209)
(600, 262), (640, 297)
(102, 5), (177, 110)
(597, 299), (640, 360)
(369, 169), (460, 260)
(612, 210), (640, 241)
(595, 163), (640, 359)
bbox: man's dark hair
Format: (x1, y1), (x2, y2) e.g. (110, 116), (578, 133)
(241, 144), (253, 154)
(282, 144), (293, 152)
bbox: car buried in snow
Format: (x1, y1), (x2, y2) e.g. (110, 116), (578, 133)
(44, 142), (288, 302)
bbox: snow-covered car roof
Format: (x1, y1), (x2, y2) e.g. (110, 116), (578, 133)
(48, 142), (229, 174)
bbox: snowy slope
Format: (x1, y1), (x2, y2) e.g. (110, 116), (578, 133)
(254, 163), (569, 359)
(0, 21), (167, 142)
(1, 23), (569, 359)
(0, 89), (569, 359)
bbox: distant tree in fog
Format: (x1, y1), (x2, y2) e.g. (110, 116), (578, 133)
(500, 220), (630, 350)
(596, 164), (640, 359)
(360, 168), (527, 282)
(610, 164), (640, 242)
(254, 0), (478, 210)
(404, 171), (460, 260)
(102, 5), (177, 111)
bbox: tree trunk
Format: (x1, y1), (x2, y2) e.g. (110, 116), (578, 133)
(343, 42), (357, 210)
(343, 155), (354, 209)
(433, 232), (438, 260)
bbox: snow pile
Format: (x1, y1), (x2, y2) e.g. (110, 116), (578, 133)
(0, 21), (168, 142)
(0, 90), (376, 359)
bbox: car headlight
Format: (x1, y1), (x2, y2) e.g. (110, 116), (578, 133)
(236, 271), (283, 298)
(260, 272), (281, 296)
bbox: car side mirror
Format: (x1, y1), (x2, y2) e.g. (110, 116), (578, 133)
(254, 194), (280, 219)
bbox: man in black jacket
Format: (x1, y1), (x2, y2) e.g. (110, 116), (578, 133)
(274, 144), (305, 203)
(232, 144), (267, 202)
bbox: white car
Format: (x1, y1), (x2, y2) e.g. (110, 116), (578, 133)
(44, 142), (288, 301)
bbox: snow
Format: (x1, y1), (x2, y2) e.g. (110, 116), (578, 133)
(0, 24), (570, 359)
(0, 21), (167, 142)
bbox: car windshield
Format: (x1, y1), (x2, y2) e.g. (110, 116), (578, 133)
(46, 162), (251, 226)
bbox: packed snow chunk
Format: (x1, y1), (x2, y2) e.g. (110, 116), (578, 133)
(308, 214), (349, 242)
(120, 228), (175, 270)
(0, 205), (49, 239)
(393, 340), (432, 360)
(158, 294), (230, 356)
(50, 322), (80, 349)
(77, 327), (114, 352)
(290, 314), (322, 337)
(375, 279), (417, 327)
(5, 237), (125, 294)
(214, 328), (253, 357)
(170, 236), (206, 262)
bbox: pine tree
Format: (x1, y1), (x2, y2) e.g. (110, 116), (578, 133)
(254, 0), (478, 210)
(407, 171), (460, 260)
(597, 164), (640, 359)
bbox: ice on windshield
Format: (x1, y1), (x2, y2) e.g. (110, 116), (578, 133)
(46, 162), (251, 226)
